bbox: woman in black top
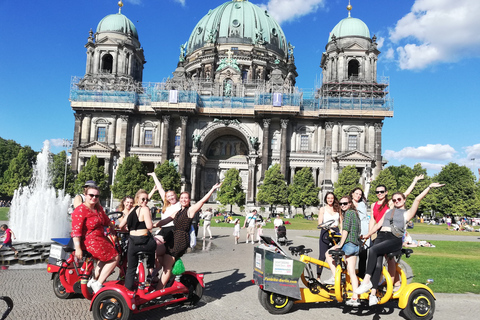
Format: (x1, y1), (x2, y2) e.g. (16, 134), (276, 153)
(119, 189), (156, 291)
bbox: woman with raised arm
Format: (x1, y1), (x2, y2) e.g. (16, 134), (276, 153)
(316, 192), (342, 280)
(368, 174), (424, 288)
(155, 182), (222, 289)
(356, 182), (444, 306)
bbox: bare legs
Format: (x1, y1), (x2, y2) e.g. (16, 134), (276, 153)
(95, 255), (120, 285)
(157, 254), (175, 290)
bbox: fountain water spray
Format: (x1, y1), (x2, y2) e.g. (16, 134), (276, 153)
(9, 140), (71, 242)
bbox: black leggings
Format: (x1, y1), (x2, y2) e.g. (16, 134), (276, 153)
(366, 231), (402, 289)
(317, 227), (339, 276)
(125, 234), (156, 291)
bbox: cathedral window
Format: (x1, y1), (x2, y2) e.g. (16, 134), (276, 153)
(144, 130), (153, 146)
(101, 54), (113, 74)
(348, 134), (358, 150)
(271, 138), (277, 150)
(300, 134), (309, 151)
(348, 59), (359, 79)
(175, 135), (181, 147)
(97, 127), (106, 142)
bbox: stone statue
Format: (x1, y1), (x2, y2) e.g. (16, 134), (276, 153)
(206, 28), (217, 44)
(179, 42), (187, 62)
(192, 134), (201, 148)
(288, 42), (295, 59)
(249, 136), (259, 150)
(224, 81), (232, 97)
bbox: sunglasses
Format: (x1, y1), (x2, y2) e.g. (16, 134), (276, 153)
(375, 190), (386, 194)
(141, 198), (149, 202)
(392, 197), (403, 203)
(88, 194), (100, 199)
(339, 202), (349, 206)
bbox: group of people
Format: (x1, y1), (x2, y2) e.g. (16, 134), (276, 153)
(316, 175), (444, 307)
(70, 173), (221, 293)
(0, 200), (11, 207)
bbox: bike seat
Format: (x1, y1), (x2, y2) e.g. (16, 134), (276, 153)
(136, 251), (154, 258)
(330, 249), (345, 258)
(402, 248), (413, 258)
(386, 249), (403, 259)
(288, 245), (305, 254)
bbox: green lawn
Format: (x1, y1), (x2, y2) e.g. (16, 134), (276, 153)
(0, 207), (8, 221)
(408, 223), (479, 236)
(406, 241), (480, 294)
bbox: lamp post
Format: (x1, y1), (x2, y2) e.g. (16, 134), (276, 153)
(62, 139), (73, 191)
(110, 155), (118, 210)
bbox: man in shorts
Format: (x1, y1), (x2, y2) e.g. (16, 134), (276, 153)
(243, 209), (258, 244)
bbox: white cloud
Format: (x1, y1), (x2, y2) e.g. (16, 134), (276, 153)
(258, 0), (326, 24)
(383, 144), (456, 161)
(418, 162), (445, 171)
(125, 0), (142, 5)
(174, 0), (186, 6)
(376, 37), (385, 49)
(50, 139), (65, 148)
(389, 0), (480, 70)
(465, 144), (480, 160)
(385, 47), (395, 60)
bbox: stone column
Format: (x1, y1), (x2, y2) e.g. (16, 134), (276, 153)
(104, 158), (110, 175)
(364, 122), (370, 153)
(133, 121), (140, 147)
(331, 122), (338, 154)
(109, 115), (117, 148)
(314, 167), (319, 187)
(247, 156), (257, 203)
(179, 116), (188, 180)
(190, 154), (199, 200)
(119, 115), (129, 157)
(83, 114), (92, 144)
(337, 122), (343, 152)
(373, 122), (383, 178)
(71, 113), (84, 173)
(290, 166), (295, 184)
(161, 115), (170, 163)
(261, 119), (271, 179)
(323, 122), (334, 187)
(280, 119), (289, 177)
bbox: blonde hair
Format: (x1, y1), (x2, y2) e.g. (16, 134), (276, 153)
(134, 189), (148, 205)
(162, 190), (178, 213)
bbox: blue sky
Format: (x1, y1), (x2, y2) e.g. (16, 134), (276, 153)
(0, 0), (479, 178)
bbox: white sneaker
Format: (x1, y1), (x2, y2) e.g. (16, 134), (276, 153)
(246, 240), (249, 244)
(91, 281), (103, 293)
(369, 294), (378, 306)
(87, 278), (96, 288)
(346, 298), (361, 307)
(324, 277), (335, 285)
(355, 280), (373, 294)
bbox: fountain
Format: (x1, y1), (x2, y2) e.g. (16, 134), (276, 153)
(9, 140), (71, 242)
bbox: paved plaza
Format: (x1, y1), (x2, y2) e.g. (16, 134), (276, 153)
(0, 227), (479, 320)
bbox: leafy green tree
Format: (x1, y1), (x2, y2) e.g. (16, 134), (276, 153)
(434, 163), (480, 216)
(257, 164), (288, 212)
(216, 168), (245, 212)
(1, 147), (36, 196)
(368, 168), (397, 204)
(75, 155), (109, 198)
(333, 165), (361, 199)
(153, 161), (181, 196)
(51, 151), (75, 195)
(288, 167), (320, 215)
(111, 156), (148, 199)
(0, 137), (22, 180)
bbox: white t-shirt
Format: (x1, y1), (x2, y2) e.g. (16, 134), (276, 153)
(161, 202), (181, 228)
(274, 218), (283, 228)
(245, 213), (257, 227)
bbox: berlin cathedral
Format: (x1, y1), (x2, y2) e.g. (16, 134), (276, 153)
(70, 0), (393, 207)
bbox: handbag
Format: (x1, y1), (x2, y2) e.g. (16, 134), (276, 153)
(389, 208), (404, 238)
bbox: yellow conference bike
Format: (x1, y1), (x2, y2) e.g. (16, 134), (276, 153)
(252, 224), (435, 320)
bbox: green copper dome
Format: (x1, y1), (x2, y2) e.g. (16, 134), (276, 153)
(187, 0), (288, 57)
(97, 13), (138, 40)
(328, 17), (370, 42)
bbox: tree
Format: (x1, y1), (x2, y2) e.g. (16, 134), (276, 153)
(368, 168), (397, 204)
(333, 165), (361, 199)
(216, 168), (245, 212)
(256, 164), (288, 213)
(1, 147), (36, 196)
(288, 167), (320, 215)
(0, 137), (22, 180)
(75, 155), (109, 199)
(153, 160), (181, 195)
(51, 151), (76, 196)
(434, 163), (480, 216)
(111, 156), (148, 199)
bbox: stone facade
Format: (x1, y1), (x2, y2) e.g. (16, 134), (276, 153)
(70, 1), (393, 205)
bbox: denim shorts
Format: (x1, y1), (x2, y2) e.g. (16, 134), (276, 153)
(342, 242), (359, 256)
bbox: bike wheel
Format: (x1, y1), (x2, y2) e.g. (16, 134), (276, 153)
(52, 273), (75, 299)
(180, 274), (203, 306)
(92, 291), (132, 320)
(258, 289), (294, 314)
(403, 288), (435, 320)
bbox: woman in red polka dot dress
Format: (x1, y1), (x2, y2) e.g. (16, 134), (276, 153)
(71, 185), (119, 293)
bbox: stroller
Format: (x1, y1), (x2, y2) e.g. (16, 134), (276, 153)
(276, 225), (287, 245)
